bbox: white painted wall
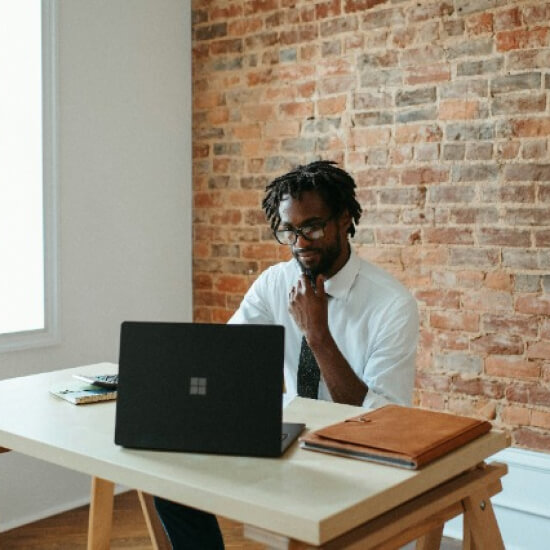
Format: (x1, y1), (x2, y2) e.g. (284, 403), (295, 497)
(0, 0), (192, 531)
(444, 447), (550, 550)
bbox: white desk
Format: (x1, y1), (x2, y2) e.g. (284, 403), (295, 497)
(0, 364), (508, 549)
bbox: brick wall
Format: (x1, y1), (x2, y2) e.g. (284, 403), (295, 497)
(192, 0), (550, 452)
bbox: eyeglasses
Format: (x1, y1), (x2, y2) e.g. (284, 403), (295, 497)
(273, 216), (334, 245)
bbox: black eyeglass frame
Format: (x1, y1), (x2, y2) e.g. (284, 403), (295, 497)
(273, 215), (335, 245)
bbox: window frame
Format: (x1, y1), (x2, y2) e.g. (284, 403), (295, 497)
(0, 0), (59, 352)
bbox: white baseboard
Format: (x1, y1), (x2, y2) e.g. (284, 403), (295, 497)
(444, 447), (550, 550)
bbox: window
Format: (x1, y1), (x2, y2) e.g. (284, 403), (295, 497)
(0, 1), (57, 351)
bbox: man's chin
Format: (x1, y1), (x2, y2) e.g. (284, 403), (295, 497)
(295, 257), (322, 277)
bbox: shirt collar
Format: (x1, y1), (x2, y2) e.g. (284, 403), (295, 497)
(323, 247), (360, 300)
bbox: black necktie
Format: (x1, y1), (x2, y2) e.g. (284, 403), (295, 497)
(297, 336), (320, 399)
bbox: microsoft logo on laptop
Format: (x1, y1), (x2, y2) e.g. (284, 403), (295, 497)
(189, 377), (207, 396)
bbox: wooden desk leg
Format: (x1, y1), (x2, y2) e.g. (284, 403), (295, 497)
(462, 488), (505, 550)
(137, 491), (172, 550)
(87, 476), (114, 550)
(415, 524), (444, 550)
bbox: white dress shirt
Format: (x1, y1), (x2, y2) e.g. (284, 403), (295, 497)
(229, 247), (419, 409)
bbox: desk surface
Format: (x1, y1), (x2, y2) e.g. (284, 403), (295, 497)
(0, 364), (508, 545)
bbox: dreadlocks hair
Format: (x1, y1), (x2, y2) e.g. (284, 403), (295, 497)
(262, 160), (362, 238)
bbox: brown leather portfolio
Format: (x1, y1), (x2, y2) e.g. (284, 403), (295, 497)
(299, 405), (492, 469)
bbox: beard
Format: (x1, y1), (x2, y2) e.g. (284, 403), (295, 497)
(293, 237), (342, 280)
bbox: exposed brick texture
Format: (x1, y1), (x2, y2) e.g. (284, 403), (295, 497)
(192, 0), (550, 453)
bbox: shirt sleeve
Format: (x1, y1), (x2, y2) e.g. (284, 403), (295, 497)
(228, 270), (275, 325)
(361, 295), (419, 409)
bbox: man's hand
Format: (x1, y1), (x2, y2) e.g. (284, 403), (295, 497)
(288, 273), (329, 344)
(288, 272), (368, 406)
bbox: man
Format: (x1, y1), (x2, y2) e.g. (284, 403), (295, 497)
(154, 160), (419, 548)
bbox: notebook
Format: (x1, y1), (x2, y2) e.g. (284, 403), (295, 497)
(114, 321), (304, 457)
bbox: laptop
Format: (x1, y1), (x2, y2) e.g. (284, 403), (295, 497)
(114, 321), (305, 457)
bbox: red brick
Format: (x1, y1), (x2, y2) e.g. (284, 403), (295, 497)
(452, 377), (505, 399)
(193, 307), (212, 323)
(493, 7), (521, 31)
(315, 0), (341, 19)
(232, 124), (261, 140)
(516, 295), (550, 315)
(457, 271), (485, 288)
(506, 384), (550, 407)
(265, 121), (300, 138)
(462, 290), (514, 312)
(212, 308), (233, 323)
(297, 82), (316, 98)
(279, 101), (314, 118)
(392, 27), (415, 49)
(501, 405), (530, 426)
(350, 128), (392, 148)
(466, 12), (493, 36)
(195, 91), (226, 111)
(477, 228), (531, 247)
(531, 410), (550, 429)
(317, 95), (347, 115)
(278, 65), (316, 81)
(416, 391), (447, 411)
(523, 140), (548, 159)
(241, 243), (279, 260)
(228, 191), (260, 208)
(408, 1), (453, 22)
(535, 230), (550, 246)
(513, 427), (550, 451)
(424, 228), (474, 245)
(400, 45), (445, 67)
(416, 371), (451, 392)
(395, 123), (443, 143)
(471, 333), (524, 355)
(523, 4), (550, 26)
(402, 246), (448, 267)
(319, 57), (354, 77)
(485, 357), (541, 379)
(405, 64), (451, 85)
(248, 69), (275, 87)
(207, 109), (230, 125)
(507, 118), (550, 138)
(241, 104), (276, 121)
(209, 210), (242, 225)
(194, 290), (226, 307)
(415, 290), (461, 309)
(527, 342), (550, 360)
(193, 241), (210, 259)
(193, 143), (210, 159)
(496, 28), (550, 52)
(214, 275), (249, 294)
(482, 313), (538, 338)
(497, 141), (520, 160)
(194, 192), (224, 208)
(484, 271), (513, 291)
(401, 167), (449, 185)
(375, 228), (421, 245)
(210, 4), (243, 20)
(244, 0), (278, 16)
(430, 312), (479, 332)
(344, 0), (387, 13)
(439, 99), (479, 120)
(448, 397), (496, 420)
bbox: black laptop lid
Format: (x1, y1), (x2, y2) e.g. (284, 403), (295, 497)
(115, 321), (287, 457)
